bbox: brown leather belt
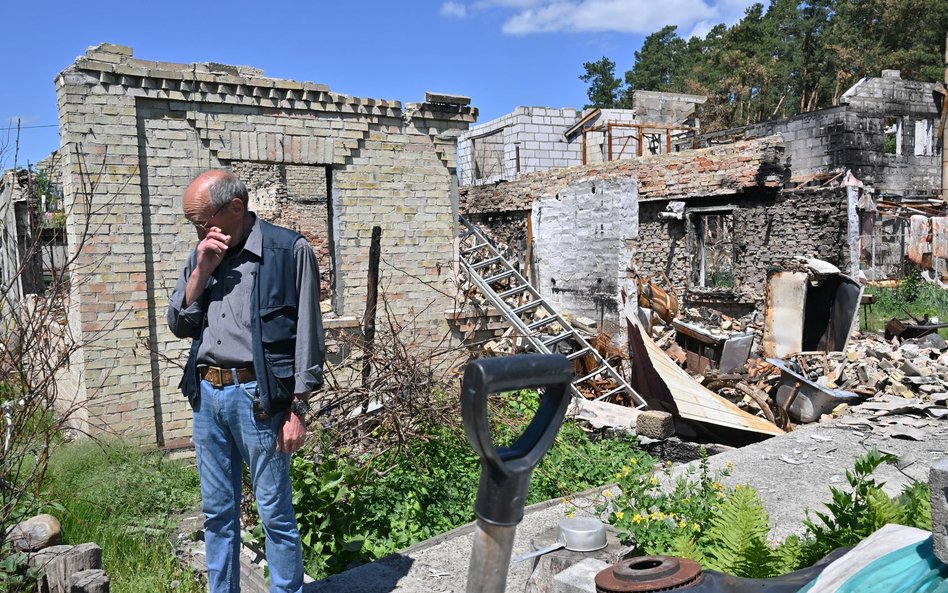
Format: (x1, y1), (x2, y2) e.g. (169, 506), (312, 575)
(200, 366), (255, 388)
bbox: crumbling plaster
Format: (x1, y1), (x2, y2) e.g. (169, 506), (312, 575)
(531, 178), (638, 323)
(55, 43), (476, 447)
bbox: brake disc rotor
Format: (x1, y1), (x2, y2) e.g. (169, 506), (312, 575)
(595, 556), (703, 592)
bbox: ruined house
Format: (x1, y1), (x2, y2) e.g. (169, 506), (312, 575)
(0, 154), (68, 318)
(702, 70), (948, 279)
(54, 43), (476, 448)
(703, 70), (943, 195)
(460, 135), (858, 324)
(456, 91), (705, 186)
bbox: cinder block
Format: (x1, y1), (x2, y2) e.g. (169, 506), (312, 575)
(636, 410), (675, 440)
(931, 458), (948, 563)
(551, 558), (609, 593)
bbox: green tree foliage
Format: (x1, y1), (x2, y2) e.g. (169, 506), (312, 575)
(579, 57), (623, 108)
(583, 0), (948, 130)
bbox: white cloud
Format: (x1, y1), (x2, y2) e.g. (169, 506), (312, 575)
(441, 1), (468, 18)
(481, 0), (751, 36)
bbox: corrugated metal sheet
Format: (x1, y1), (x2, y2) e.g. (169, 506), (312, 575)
(932, 216), (948, 259)
(907, 215), (931, 265)
(625, 300), (783, 437)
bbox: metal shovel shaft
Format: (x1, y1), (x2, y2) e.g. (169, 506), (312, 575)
(467, 520), (518, 593)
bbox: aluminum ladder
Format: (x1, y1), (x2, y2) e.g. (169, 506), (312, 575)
(457, 216), (647, 408)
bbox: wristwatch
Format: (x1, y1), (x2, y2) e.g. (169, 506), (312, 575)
(290, 399), (311, 420)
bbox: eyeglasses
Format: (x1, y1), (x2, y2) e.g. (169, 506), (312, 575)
(187, 202), (229, 233)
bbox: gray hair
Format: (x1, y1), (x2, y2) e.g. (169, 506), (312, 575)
(208, 172), (250, 209)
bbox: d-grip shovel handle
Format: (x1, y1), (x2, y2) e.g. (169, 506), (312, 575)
(462, 354), (573, 526)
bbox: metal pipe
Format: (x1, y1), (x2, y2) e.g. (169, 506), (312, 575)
(608, 123), (613, 161)
(466, 521), (517, 593)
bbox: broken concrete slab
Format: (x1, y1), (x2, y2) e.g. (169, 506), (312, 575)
(931, 458), (948, 564)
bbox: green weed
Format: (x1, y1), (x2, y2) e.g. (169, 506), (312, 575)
(41, 440), (202, 593)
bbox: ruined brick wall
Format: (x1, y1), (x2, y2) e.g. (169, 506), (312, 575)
(459, 135), (793, 323)
(55, 43), (475, 447)
(230, 162), (331, 298)
(704, 72), (942, 196)
(633, 187), (851, 316)
(460, 135), (788, 215)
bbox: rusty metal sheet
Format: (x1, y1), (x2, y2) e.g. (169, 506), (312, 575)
(625, 299), (783, 437)
(932, 217), (948, 260)
(762, 271), (807, 358)
(907, 215), (931, 265)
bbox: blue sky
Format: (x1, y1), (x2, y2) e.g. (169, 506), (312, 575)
(0, 0), (755, 169)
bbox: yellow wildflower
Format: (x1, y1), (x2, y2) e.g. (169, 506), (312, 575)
(678, 520), (687, 528)
(567, 511), (575, 518)
(629, 457), (638, 465)
(603, 489), (613, 498)
(693, 523), (701, 532)
(622, 466), (631, 476)
(615, 511), (624, 520)
(657, 512), (666, 520)
(716, 491), (725, 500)
(615, 472), (623, 480)
(650, 476), (659, 485)
(632, 513), (643, 524)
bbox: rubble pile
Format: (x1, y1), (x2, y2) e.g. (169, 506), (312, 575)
(679, 307), (759, 335)
(659, 316), (948, 436)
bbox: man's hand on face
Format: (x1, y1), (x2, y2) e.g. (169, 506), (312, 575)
(195, 227), (231, 276)
(277, 411), (306, 453)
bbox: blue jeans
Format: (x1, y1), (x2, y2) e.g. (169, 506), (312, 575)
(192, 378), (303, 593)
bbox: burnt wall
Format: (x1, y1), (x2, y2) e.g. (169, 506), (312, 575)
(704, 74), (942, 196)
(632, 187), (851, 316)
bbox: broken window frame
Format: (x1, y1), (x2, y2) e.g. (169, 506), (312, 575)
(883, 115), (903, 156)
(689, 206), (736, 290)
(471, 128), (506, 180)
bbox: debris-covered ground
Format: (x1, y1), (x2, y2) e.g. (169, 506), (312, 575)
(655, 305), (948, 441)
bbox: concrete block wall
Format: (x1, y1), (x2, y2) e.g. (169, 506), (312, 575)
(704, 72), (942, 196)
(55, 43), (476, 447)
(457, 107), (580, 186)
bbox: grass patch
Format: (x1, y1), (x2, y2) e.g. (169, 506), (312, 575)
(862, 281), (948, 337)
(42, 440), (202, 593)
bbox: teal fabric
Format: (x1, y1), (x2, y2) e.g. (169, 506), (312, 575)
(799, 537), (948, 593)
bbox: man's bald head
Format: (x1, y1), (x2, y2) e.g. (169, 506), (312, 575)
(183, 170), (249, 220)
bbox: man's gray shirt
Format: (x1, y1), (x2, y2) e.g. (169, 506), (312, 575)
(167, 215), (325, 395)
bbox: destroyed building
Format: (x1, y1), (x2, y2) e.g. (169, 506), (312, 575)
(53, 43), (476, 448)
(703, 70), (943, 195)
(702, 70), (948, 279)
(456, 91), (705, 186)
(460, 134), (860, 323)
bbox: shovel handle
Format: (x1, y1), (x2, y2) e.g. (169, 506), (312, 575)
(462, 354), (573, 526)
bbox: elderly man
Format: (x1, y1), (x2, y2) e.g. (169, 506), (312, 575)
(168, 170), (325, 593)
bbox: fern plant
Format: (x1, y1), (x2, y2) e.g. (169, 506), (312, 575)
(669, 484), (800, 578)
(799, 449), (932, 566)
